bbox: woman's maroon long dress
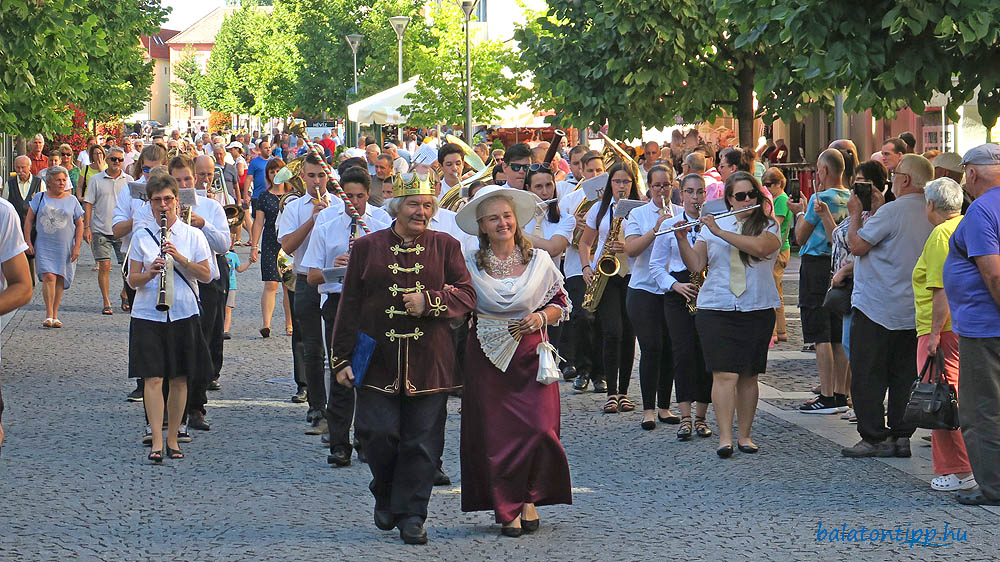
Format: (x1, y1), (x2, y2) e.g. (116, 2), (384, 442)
(460, 290), (573, 524)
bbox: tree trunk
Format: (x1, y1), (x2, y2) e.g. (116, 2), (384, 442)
(735, 63), (755, 148)
(14, 135), (26, 157)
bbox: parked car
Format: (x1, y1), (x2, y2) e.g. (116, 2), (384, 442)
(141, 120), (164, 136)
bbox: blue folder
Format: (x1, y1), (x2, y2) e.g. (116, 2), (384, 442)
(351, 332), (376, 388)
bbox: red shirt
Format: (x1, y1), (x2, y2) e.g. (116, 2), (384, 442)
(28, 152), (49, 177)
(319, 138), (337, 154)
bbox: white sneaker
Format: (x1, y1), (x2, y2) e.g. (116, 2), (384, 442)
(177, 424), (193, 443)
(931, 474), (977, 491)
(142, 425), (153, 445)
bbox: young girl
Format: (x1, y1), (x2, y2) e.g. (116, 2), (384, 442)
(223, 243), (252, 339)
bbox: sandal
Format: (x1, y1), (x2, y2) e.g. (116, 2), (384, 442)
(603, 396), (619, 414)
(102, 306), (113, 315)
(166, 447), (184, 460)
(148, 450), (163, 464)
(776, 332), (788, 342)
(694, 416), (713, 438)
(286, 326), (293, 336)
(618, 395), (635, 412)
(677, 418), (693, 441)
(42, 318), (54, 328)
(121, 296), (131, 312)
(51, 319), (62, 328)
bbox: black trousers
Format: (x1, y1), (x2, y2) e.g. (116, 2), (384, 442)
(625, 288), (673, 410)
(849, 308), (918, 443)
(662, 284), (713, 404)
(562, 275), (603, 381)
(286, 286), (306, 391)
(596, 275), (635, 396)
(322, 293), (355, 453)
(355, 389), (448, 521)
(188, 283), (226, 415)
(294, 276), (325, 412)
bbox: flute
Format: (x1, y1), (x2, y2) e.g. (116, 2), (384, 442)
(654, 204), (762, 236)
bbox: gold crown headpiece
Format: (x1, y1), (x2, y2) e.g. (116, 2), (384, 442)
(392, 172), (436, 198)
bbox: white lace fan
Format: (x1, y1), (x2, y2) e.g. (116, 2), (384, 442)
(476, 314), (523, 372)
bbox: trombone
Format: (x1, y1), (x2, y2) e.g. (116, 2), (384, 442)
(654, 205), (762, 237)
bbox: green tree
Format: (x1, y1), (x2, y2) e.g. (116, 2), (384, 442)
(725, 0), (1000, 128)
(170, 46), (202, 118)
(198, 3), (262, 115)
(399, 2), (525, 128)
(283, 0), (434, 117)
(0, 0), (167, 136)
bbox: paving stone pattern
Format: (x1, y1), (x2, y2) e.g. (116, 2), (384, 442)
(2, 250), (998, 561)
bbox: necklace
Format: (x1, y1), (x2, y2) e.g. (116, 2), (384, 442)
(485, 246), (522, 278)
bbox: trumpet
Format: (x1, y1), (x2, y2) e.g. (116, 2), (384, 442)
(654, 204), (762, 237)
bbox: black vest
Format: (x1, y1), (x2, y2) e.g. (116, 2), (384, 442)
(6, 176), (41, 227)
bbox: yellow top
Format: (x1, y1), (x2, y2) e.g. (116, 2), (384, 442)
(912, 215), (962, 336)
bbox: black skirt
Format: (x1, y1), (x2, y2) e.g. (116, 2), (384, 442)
(128, 316), (212, 382)
(695, 309), (775, 376)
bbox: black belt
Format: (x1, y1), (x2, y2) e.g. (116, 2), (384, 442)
(670, 270), (692, 283)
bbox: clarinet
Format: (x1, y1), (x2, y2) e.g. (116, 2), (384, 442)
(155, 211), (174, 312)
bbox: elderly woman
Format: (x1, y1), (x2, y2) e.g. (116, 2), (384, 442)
(912, 177), (974, 491)
(127, 174), (212, 463)
(24, 166), (84, 327)
(456, 185), (573, 537)
(762, 167), (792, 343)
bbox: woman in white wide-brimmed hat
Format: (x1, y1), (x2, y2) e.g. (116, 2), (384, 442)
(455, 185), (573, 538)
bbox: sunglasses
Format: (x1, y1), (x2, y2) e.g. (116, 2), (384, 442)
(507, 163), (530, 172)
(107, 157), (124, 163)
(494, 179), (505, 185)
(761, 181), (777, 187)
(141, 166), (153, 173)
(528, 162), (551, 172)
(731, 190), (760, 202)
(60, 152), (73, 156)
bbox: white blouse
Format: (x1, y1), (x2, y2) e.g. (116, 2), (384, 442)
(695, 215), (781, 312)
(624, 201), (683, 294)
(585, 197), (638, 272)
(301, 206), (390, 295)
(558, 188), (588, 278)
(649, 211), (702, 292)
(128, 220), (211, 322)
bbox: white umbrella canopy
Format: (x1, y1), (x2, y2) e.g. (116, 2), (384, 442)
(348, 76), (420, 125)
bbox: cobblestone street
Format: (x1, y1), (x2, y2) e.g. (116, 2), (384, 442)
(2, 250), (999, 561)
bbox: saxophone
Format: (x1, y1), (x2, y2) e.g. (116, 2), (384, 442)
(582, 215), (624, 312)
(687, 266), (707, 315)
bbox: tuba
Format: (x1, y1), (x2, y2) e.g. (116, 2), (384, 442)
(440, 134), (494, 211)
(581, 214), (625, 312)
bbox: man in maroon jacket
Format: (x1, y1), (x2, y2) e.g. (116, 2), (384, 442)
(332, 173), (476, 545)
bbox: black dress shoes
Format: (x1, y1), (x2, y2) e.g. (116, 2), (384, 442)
(717, 445), (734, 458)
(500, 525), (523, 538)
(374, 509), (395, 531)
(591, 379), (607, 393)
(572, 372), (590, 392)
(522, 518), (539, 533)
(561, 365), (578, 381)
(207, 379), (221, 391)
(957, 490), (1000, 506)
(187, 412), (211, 431)
(327, 446), (351, 467)
(434, 467), (451, 486)
(398, 516), (428, 544)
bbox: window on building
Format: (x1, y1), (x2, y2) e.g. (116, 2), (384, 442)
(475, 0), (487, 21)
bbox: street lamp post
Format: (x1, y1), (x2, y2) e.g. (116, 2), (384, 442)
(345, 34), (364, 148)
(389, 16), (411, 85)
(461, 0), (479, 145)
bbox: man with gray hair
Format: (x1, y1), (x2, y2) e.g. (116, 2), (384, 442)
(943, 144), (1000, 505)
(26, 134), (49, 177)
(842, 154), (935, 458)
(84, 146), (133, 314)
(383, 142), (408, 173)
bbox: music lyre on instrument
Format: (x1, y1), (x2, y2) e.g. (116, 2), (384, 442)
(654, 204), (762, 237)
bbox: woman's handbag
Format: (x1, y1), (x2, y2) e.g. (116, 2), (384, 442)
(822, 278), (853, 317)
(535, 325), (562, 386)
(902, 353), (959, 430)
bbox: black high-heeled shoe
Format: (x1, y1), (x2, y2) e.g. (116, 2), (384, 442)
(522, 519), (539, 533)
(166, 447), (184, 460)
(148, 450), (163, 464)
(717, 445), (734, 458)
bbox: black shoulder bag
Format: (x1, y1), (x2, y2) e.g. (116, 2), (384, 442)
(902, 352), (959, 430)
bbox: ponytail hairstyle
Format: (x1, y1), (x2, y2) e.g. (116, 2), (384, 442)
(723, 171), (775, 266)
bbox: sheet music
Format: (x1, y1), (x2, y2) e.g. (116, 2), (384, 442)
(614, 199), (645, 218)
(128, 182), (148, 201)
(322, 266), (347, 285)
(178, 188), (198, 208)
(578, 173), (607, 201)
